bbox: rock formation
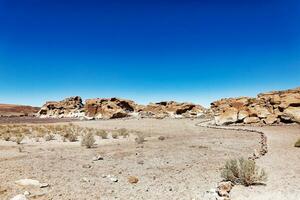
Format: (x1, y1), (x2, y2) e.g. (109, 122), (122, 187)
(139, 101), (206, 119)
(211, 87), (300, 125)
(0, 104), (40, 117)
(38, 97), (207, 119)
(84, 98), (138, 119)
(37, 96), (84, 118)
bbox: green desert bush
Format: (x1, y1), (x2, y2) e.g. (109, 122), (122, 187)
(295, 139), (300, 147)
(81, 132), (95, 148)
(221, 158), (267, 186)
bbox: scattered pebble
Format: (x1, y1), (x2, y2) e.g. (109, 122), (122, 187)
(158, 136), (165, 141)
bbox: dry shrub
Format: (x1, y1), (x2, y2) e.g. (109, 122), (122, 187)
(295, 139), (300, 148)
(45, 134), (55, 141)
(117, 128), (129, 138)
(135, 134), (145, 144)
(81, 132), (95, 148)
(95, 129), (108, 139)
(111, 132), (119, 139)
(14, 135), (24, 144)
(221, 158), (267, 186)
(2, 133), (11, 141)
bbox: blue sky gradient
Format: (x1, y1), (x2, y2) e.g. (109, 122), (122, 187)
(0, 0), (300, 107)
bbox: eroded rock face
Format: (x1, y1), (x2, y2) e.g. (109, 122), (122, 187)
(211, 87), (300, 125)
(37, 96), (84, 118)
(140, 101), (206, 119)
(84, 98), (138, 119)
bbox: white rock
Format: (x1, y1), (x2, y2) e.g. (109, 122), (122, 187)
(23, 191), (30, 196)
(15, 179), (48, 188)
(10, 194), (27, 200)
(92, 155), (104, 161)
(110, 176), (118, 182)
(15, 179), (40, 187)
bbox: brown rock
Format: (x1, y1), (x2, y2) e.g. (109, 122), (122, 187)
(215, 107), (238, 125)
(128, 176), (139, 184)
(243, 117), (260, 124)
(282, 107), (300, 123)
(217, 181), (233, 197)
(263, 115), (278, 124)
(84, 98), (137, 119)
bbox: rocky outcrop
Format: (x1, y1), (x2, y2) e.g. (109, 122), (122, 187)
(37, 96), (84, 118)
(139, 101), (207, 119)
(211, 87), (300, 125)
(38, 97), (208, 119)
(84, 98), (138, 119)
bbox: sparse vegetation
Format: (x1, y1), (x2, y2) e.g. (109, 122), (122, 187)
(135, 134), (145, 144)
(45, 134), (55, 141)
(111, 132), (119, 139)
(221, 158), (267, 186)
(14, 135), (24, 144)
(294, 139), (300, 148)
(81, 132), (95, 148)
(117, 128), (129, 138)
(95, 129), (108, 139)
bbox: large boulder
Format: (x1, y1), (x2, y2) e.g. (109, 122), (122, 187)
(37, 96), (84, 118)
(84, 98), (138, 119)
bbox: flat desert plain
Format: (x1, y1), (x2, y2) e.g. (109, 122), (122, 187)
(0, 118), (299, 200)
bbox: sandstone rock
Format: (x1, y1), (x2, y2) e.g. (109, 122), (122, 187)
(128, 176), (139, 184)
(141, 101), (206, 119)
(282, 107), (300, 123)
(243, 117), (260, 124)
(215, 107), (238, 125)
(92, 155), (104, 161)
(85, 98), (137, 119)
(263, 115), (278, 124)
(38, 96), (84, 118)
(212, 87), (300, 125)
(217, 181), (232, 197)
(10, 194), (27, 200)
(237, 110), (249, 121)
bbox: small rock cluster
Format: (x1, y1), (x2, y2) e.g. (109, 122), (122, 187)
(211, 87), (300, 125)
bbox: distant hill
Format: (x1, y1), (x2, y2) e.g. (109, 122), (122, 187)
(0, 104), (40, 117)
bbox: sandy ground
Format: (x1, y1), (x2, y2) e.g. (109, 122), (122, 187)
(0, 118), (262, 200)
(231, 125), (300, 200)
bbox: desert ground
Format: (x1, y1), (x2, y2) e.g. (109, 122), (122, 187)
(0, 118), (298, 200)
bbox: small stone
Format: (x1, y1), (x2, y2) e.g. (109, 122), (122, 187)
(137, 160), (144, 165)
(101, 174), (107, 178)
(81, 177), (90, 183)
(39, 183), (49, 188)
(92, 155), (104, 161)
(158, 136), (165, 141)
(82, 164), (92, 169)
(110, 177), (118, 182)
(128, 176), (139, 184)
(10, 194), (27, 200)
(217, 181), (232, 197)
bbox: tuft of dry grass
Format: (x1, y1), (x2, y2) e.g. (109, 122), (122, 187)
(135, 134), (145, 144)
(117, 128), (129, 138)
(221, 158), (267, 186)
(14, 135), (24, 144)
(81, 132), (95, 148)
(294, 139), (300, 148)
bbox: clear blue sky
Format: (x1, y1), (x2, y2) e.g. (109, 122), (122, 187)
(0, 0), (299, 107)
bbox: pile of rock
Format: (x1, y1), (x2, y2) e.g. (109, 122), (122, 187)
(37, 96), (84, 118)
(211, 87), (300, 125)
